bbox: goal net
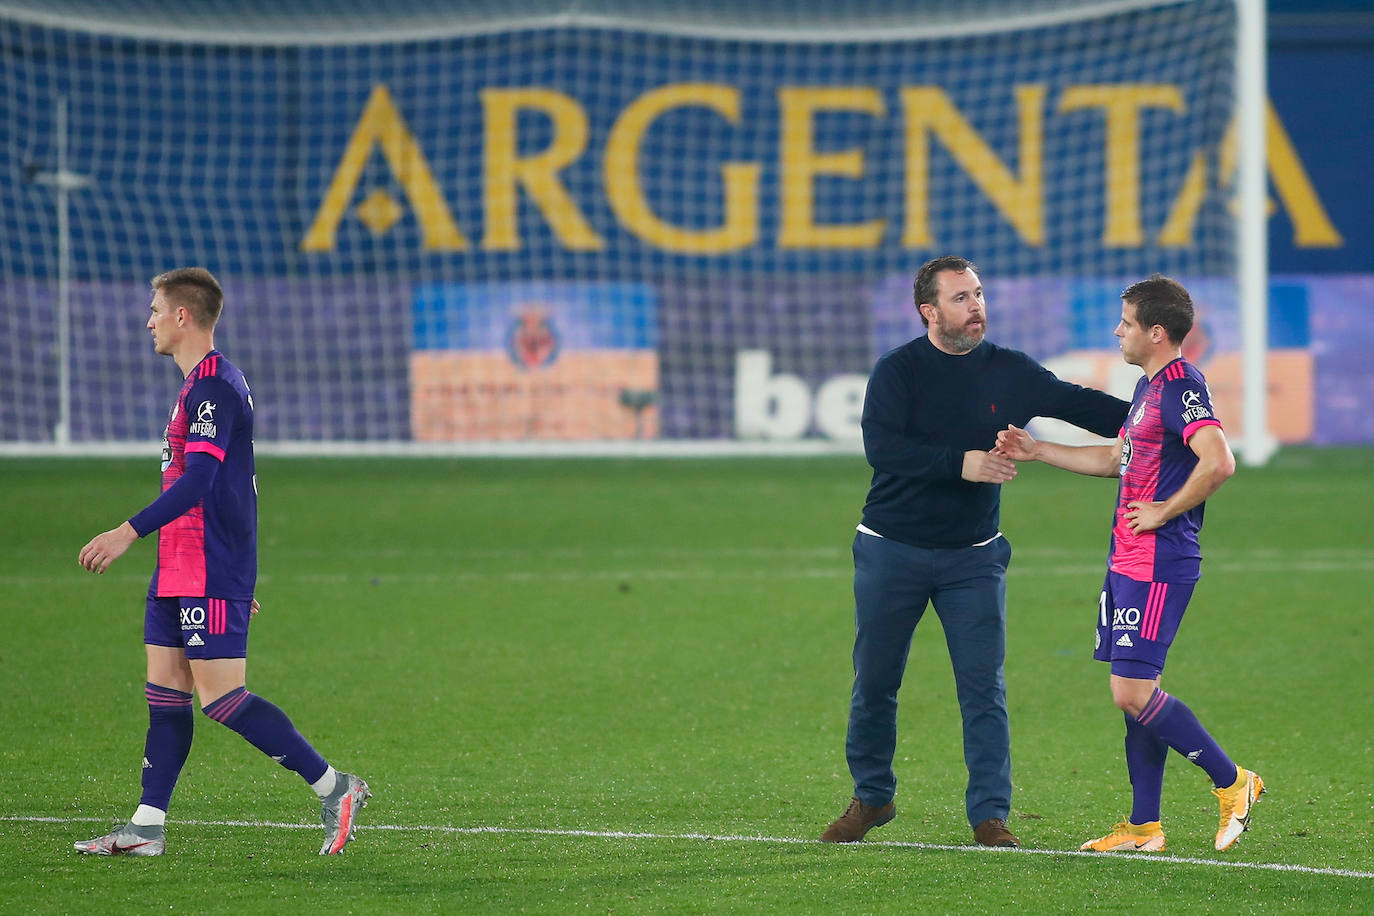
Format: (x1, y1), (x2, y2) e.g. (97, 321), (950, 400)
(0, 0), (1253, 455)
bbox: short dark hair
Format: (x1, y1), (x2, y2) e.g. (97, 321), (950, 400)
(913, 255), (976, 327)
(151, 267), (223, 329)
(1121, 273), (1193, 345)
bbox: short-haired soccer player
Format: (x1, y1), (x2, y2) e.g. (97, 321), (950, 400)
(75, 267), (370, 856)
(996, 274), (1263, 852)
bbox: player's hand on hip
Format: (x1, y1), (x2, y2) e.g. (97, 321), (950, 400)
(994, 424), (1038, 461)
(1125, 500), (1168, 533)
(78, 522), (138, 574)
(962, 449), (1018, 484)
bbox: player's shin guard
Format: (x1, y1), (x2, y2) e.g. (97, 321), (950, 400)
(1124, 712), (1168, 825)
(202, 687), (329, 785)
(141, 683), (194, 812)
(1136, 688), (1237, 787)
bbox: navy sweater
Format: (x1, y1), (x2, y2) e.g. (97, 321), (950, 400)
(860, 335), (1129, 549)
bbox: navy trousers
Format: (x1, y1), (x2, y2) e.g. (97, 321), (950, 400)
(846, 530), (1013, 827)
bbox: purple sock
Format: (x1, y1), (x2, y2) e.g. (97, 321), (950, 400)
(202, 687), (329, 785)
(1124, 712), (1168, 824)
(140, 683), (194, 811)
(1137, 688), (1237, 788)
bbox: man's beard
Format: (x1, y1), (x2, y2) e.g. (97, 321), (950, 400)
(934, 314), (986, 354)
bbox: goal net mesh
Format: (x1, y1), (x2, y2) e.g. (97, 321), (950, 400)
(0, 0), (1240, 452)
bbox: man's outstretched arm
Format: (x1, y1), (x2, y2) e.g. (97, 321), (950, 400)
(995, 423), (1121, 478)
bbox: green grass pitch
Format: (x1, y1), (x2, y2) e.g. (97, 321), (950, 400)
(1, 449), (1371, 913)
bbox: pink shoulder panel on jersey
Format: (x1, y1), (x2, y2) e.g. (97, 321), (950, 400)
(1181, 417), (1222, 443)
(185, 440), (226, 461)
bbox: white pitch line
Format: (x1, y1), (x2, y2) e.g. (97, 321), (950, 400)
(8, 815), (1372, 880)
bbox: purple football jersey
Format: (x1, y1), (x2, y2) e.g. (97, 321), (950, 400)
(150, 351), (257, 599)
(1109, 358), (1222, 583)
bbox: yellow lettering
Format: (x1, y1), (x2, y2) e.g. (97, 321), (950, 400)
(604, 83), (759, 254)
(301, 84), (467, 252)
(901, 86), (1045, 248)
(481, 89), (603, 251)
(1058, 85), (1183, 246)
(778, 88), (886, 249)
(1219, 101), (1342, 247)
(1156, 151), (1207, 247)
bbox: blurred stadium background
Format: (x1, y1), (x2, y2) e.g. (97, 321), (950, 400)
(2, 0), (1369, 458)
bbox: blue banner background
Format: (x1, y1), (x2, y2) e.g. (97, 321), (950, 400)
(2, 3), (1370, 444)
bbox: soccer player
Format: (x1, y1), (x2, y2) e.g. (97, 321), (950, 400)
(995, 274), (1263, 853)
(820, 256), (1128, 848)
(74, 267), (370, 857)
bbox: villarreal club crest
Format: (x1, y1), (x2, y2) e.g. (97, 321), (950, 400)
(506, 307), (560, 370)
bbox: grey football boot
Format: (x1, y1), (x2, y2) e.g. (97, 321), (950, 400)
(74, 821), (165, 856)
(319, 772), (371, 855)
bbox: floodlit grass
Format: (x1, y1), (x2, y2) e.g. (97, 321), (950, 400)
(2, 449), (1371, 913)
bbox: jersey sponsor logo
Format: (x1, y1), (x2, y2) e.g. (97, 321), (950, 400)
(1112, 606), (1141, 631)
(1182, 405), (1212, 423)
(180, 605), (207, 631)
(1115, 633), (1134, 647)
(186, 633), (205, 647)
(1181, 389), (1212, 424)
(1119, 435), (1133, 472)
(189, 400), (218, 438)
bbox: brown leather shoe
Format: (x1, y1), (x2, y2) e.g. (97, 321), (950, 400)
(820, 796), (896, 843)
(973, 818), (1020, 847)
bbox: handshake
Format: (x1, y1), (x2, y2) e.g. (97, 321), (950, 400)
(962, 425), (1039, 484)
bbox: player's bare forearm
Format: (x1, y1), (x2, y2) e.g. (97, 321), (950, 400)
(996, 425), (1120, 477)
(78, 521), (139, 574)
(1126, 469), (1220, 532)
(1125, 426), (1235, 532)
(1035, 441), (1119, 477)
